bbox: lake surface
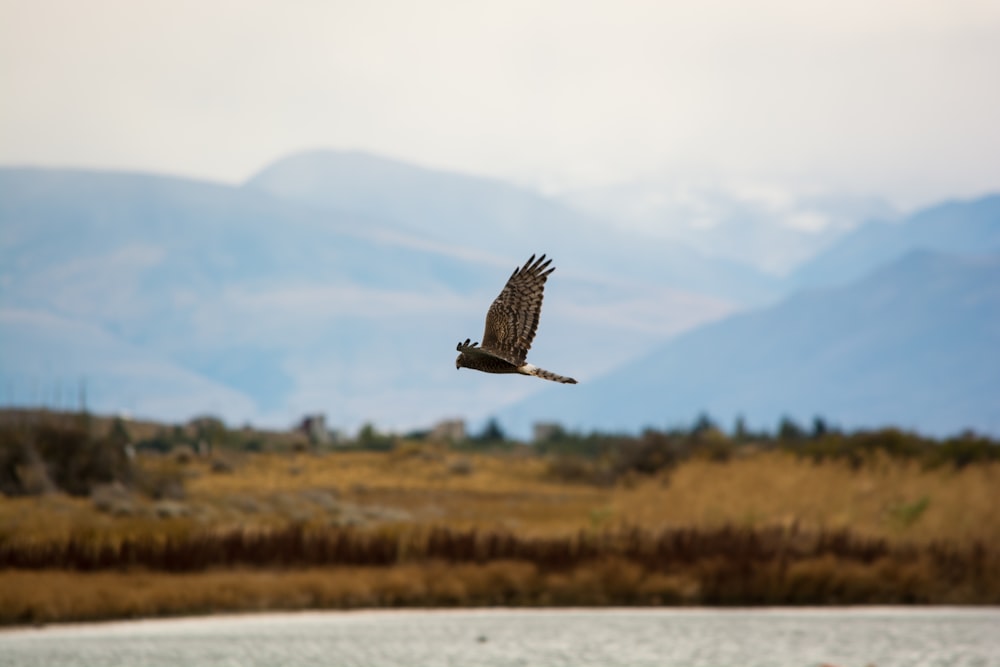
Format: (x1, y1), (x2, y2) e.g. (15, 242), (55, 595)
(1, 607), (997, 667)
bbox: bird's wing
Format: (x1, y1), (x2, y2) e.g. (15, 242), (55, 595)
(480, 254), (554, 366)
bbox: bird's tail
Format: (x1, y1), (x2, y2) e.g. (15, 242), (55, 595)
(520, 363), (577, 384)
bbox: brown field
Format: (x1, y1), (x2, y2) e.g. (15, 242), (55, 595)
(4, 445), (998, 542)
(2, 419), (999, 625)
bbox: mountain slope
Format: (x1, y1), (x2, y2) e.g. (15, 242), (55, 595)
(559, 181), (893, 276)
(0, 308), (258, 419)
(497, 250), (1000, 438)
(0, 167), (730, 430)
(246, 150), (782, 304)
(789, 194), (1000, 289)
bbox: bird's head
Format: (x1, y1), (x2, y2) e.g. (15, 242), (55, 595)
(455, 352), (465, 370)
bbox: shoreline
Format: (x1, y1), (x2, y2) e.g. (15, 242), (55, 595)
(4, 605), (999, 635)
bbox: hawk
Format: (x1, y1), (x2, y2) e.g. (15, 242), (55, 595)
(456, 253), (577, 384)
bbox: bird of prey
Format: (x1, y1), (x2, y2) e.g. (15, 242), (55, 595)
(456, 253), (577, 384)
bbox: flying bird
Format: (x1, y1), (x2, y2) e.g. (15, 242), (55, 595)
(456, 253), (577, 384)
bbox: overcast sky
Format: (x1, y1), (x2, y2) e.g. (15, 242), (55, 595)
(2, 0), (999, 208)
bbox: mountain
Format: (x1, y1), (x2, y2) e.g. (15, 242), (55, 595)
(0, 166), (730, 431)
(246, 150), (783, 305)
(789, 194), (1000, 290)
(496, 250), (1000, 438)
(7, 157), (993, 437)
(558, 180), (894, 276)
(0, 308), (258, 419)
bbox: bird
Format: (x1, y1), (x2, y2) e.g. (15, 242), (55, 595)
(456, 253), (577, 384)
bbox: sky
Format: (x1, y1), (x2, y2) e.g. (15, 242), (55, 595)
(2, 0), (1000, 209)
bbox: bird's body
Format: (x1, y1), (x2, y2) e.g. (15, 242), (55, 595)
(456, 254), (577, 384)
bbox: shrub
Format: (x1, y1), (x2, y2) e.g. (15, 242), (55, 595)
(0, 413), (132, 497)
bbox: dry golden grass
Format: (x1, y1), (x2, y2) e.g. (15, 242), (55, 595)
(5, 540), (996, 625)
(613, 451), (1000, 542)
(7, 409), (1000, 626)
(0, 563), (599, 625)
(3, 447), (998, 545)
(4, 445), (1000, 624)
(172, 447), (603, 538)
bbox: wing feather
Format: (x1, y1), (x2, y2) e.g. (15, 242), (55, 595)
(480, 254), (555, 365)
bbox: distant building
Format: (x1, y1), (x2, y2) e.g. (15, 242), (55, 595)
(533, 422), (563, 443)
(298, 413), (332, 445)
(430, 419), (465, 443)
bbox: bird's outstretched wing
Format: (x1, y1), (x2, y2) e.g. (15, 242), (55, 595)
(480, 254), (554, 366)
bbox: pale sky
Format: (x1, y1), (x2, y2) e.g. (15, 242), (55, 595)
(2, 0), (999, 207)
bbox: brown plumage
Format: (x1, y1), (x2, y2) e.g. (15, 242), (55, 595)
(456, 254), (577, 384)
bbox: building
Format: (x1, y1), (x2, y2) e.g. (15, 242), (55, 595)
(533, 422), (564, 443)
(298, 413), (332, 445)
(430, 419), (465, 443)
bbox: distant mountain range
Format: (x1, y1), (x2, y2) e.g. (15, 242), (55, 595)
(558, 180), (895, 275)
(497, 250), (1000, 437)
(0, 159), (731, 431)
(1, 151), (998, 436)
(247, 151), (783, 305)
(788, 194), (1000, 289)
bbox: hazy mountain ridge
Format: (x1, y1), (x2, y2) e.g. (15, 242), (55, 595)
(246, 151), (784, 305)
(0, 163), (731, 431)
(557, 180), (896, 275)
(789, 194), (1000, 289)
(2, 155), (996, 435)
(492, 190), (1000, 438)
(497, 249), (1000, 437)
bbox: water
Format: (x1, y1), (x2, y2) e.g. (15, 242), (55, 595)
(1, 607), (997, 667)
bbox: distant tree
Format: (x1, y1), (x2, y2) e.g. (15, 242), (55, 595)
(357, 422), (379, 443)
(692, 412), (717, 436)
(477, 418), (506, 442)
(190, 415), (227, 453)
(357, 422), (393, 449)
(733, 415), (749, 441)
(778, 416), (805, 441)
(1, 415), (135, 496)
(108, 416), (131, 448)
(811, 416), (829, 438)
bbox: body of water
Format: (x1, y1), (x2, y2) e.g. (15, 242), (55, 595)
(1, 607), (997, 667)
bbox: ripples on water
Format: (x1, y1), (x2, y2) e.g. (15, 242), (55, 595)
(1, 607), (997, 667)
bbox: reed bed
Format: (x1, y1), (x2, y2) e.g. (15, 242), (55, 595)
(0, 524), (903, 572)
(2, 523), (996, 624)
(3, 412), (999, 625)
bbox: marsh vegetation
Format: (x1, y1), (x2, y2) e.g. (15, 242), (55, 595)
(1, 409), (998, 625)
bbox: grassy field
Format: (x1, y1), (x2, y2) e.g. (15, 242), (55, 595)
(4, 445), (997, 542)
(1, 412), (999, 624)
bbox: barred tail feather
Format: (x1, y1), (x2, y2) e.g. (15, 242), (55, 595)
(520, 363), (578, 384)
